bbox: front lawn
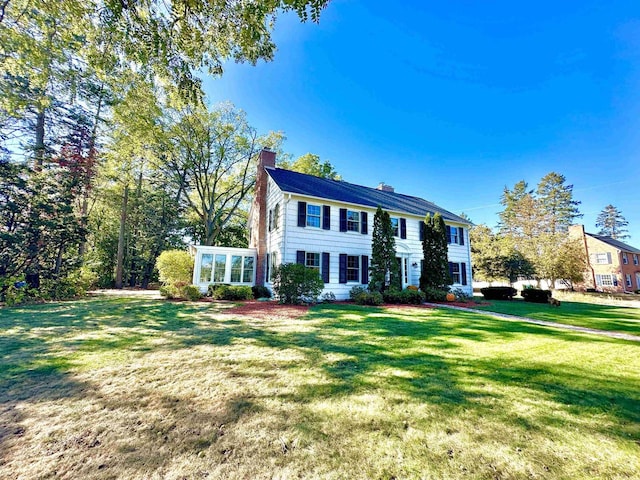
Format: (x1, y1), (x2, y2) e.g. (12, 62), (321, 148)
(473, 298), (640, 335)
(1, 297), (638, 479)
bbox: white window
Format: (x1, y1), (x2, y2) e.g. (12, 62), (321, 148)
(450, 262), (461, 284)
(347, 255), (360, 282)
(269, 252), (278, 281)
(213, 254), (226, 282)
(200, 254), (213, 283)
(269, 204), (280, 231)
(391, 217), (399, 237)
(626, 274), (632, 287)
(594, 253), (611, 265)
(346, 210), (360, 232)
(306, 204), (321, 228)
(230, 255), (243, 282)
(243, 257), (254, 283)
(622, 253), (628, 264)
(595, 274), (614, 286)
(305, 252), (320, 271)
(449, 227), (459, 244)
(634, 254), (639, 266)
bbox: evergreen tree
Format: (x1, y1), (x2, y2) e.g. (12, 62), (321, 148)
(369, 206), (400, 293)
(420, 213), (451, 291)
(536, 172), (582, 234)
(596, 205), (629, 240)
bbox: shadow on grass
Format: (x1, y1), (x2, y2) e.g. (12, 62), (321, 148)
(1, 297), (638, 458)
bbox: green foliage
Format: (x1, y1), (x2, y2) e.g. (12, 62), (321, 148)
(480, 287), (517, 300)
(421, 287), (448, 302)
(369, 206), (400, 293)
(182, 285), (202, 301)
(451, 288), (472, 302)
(278, 153), (341, 179)
(251, 285), (272, 299)
(521, 288), (552, 303)
(159, 282), (200, 300)
(321, 291), (337, 303)
(349, 286), (367, 300)
(383, 288), (426, 305)
(156, 250), (194, 286)
(420, 213), (451, 291)
(352, 290), (384, 306)
(0, 277), (31, 306)
(272, 263), (324, 304)
(209, 285), (253, 301)
(596, 204), (629, 240)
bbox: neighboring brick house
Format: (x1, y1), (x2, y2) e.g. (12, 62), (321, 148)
(242, 149), (472, 300)
(569, 224), (640, 292)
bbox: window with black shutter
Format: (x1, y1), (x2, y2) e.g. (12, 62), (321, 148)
(322, 205), (331, 230)
(297, 202), (307, 227)
(400, 218), (407, 239)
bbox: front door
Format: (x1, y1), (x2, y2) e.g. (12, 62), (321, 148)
(396, 256), (409, 289)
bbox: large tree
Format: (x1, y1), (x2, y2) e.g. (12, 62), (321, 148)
(420, 213), (451, 291)
(596, 205), (629, 240)
(536, 172), (582, 234)
(279, 153), (341, 179)
(368, 206), (400, 292)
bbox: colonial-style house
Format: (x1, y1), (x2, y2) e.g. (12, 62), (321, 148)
(569, 224), (640, 292)
(192, 148), (467, 301)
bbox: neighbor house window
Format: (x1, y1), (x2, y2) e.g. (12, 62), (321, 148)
(622, 253), (629, 264)
(595, 274), (614, 286)
(306, 204), (321, 228)
(347, 210), (360, 232)
(213, 254), (226, 282)
(594, 253), (611, 264)
(306, 252), (320, 271)
(626, 274), (632, 287)
(200, 254), (213, 283)
(634, 254), (639, 266)
(347, 255), (360, 281)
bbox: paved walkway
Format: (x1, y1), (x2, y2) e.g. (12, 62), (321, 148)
(425, 303), (640, 342)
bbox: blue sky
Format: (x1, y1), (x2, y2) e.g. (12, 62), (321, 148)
(204, 0), (640, 242)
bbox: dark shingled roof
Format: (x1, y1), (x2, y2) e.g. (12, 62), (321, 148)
(586, 233), (640, 254)
(267, 167), (470, 224)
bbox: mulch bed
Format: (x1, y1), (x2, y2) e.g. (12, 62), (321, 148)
(224, 300), (310, 320)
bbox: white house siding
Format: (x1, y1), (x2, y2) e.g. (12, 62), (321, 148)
(264, 186), (473, 299)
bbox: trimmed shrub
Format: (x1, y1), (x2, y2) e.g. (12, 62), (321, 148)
(210, 285), (253, 301)
(251, 285), (272, 299)
(349, 286), (367, 301)
(521, 288), (552, 303)
(451, 287), (472, 302)
(480, 286), (517, 300)
(383, 288), (425, 305)
(182, 285), (202, 301)
(353, 291), (384, 306)
(272, 263), (324, 304)
(422, 287), (448, 302)
(156, 250), (194, 285)
(321, 291), (336, 303)
(207, 283), (230, 297)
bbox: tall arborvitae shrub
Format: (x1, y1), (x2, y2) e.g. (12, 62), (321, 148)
(369, 206), (401, 293)
(420, 213), (452, 291)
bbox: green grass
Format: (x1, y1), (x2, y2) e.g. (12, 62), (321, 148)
(0, 297), (639, 479)
(473, 297), (640, 335)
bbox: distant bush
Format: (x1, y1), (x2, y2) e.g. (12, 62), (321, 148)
(251, 285), (272, 299)
(422, 287), (448, 302)
(383, 288), (425, 305)
(159, 281), (201, 300)
(272, 263), (324, 305)
(480, 286), (517, 300)
(182, 285), (202, 301)
(521, 288), (551, 303)
(210, 285), (253, 301)
(156, 250), (193, 286)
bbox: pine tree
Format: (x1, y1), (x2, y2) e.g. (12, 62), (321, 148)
(369, 206), (400, 293)
(420, 213), (451, 291)
(536, 172), (582, 234)
(596, 205), (629, 240)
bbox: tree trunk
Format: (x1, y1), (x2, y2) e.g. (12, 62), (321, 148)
(115, 185), (129, 289)
(34, 109), (46, 170)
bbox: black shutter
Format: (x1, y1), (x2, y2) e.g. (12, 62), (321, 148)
(339, 208), (347, 232)
(400, 218), (407, 239)
(461, 262), (467, 285)
(446, 225), (451, 244)
(361, 211), (368, 234)
(361, 255), (369, 284)
(339, 254), (347, 283)
(419, 221), (425, 241)
(322, 205), (331, 230)
(268, 210), (272, 232)
(459, 227), (465, 245)
(296, 250), (305, 265)
(265, 253), (270, 282)
(448, 262), (454, 280)
(322, 252), (330, 283)
(297, 202), (307, 227)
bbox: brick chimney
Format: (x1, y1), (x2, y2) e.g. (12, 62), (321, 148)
(376, 182), (394, 192)
(250, 149), (276, 286)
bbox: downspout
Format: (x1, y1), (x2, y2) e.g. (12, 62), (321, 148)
(283, 193), (291, 264)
